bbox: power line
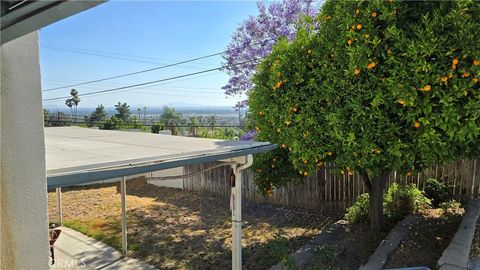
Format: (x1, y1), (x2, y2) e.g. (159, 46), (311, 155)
(42, 51), (226, 92)
(42, 37), (277, 92)
(43, 59), (257, 102)
(43, 77), (225, 92)
(48, 71), (228, 100)
(42, 44), (217, 66)
(42, 45), (177, 66)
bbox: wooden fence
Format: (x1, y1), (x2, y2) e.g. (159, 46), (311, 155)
(183, 160), (480, 212)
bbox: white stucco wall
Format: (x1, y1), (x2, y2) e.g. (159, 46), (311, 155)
(0, 31), (49, 269)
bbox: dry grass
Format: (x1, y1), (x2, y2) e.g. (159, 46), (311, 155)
(48, 178), (339, 270)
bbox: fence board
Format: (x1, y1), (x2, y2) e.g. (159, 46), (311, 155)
(183, 159), (480, 212)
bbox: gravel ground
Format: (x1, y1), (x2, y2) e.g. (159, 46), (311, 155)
(48, 178), (340, 270)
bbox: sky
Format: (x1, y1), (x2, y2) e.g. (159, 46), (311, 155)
(40, 0), (261, 110)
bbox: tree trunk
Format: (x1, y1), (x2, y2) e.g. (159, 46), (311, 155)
(359, 170), (387, 231)
(369, 173), (386, 231)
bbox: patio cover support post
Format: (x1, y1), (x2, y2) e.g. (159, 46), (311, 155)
(121, 176), (127, 255)
(231, 154), (253, 270)
(56, 187), (63, 226)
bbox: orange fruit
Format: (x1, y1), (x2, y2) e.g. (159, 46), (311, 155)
(452, 58), (459, 65)
(473, 77), (478, 83)
(406, 171), (412, 177)
(422, 85), (431, 92)
(371, 11), (378, 17)
(281, 143), (287, 149)
(364, 33), (370, 39)
(303, 171), (309, 177)
(303, 160), (308, 164)
(347, 39), (353, 45)
(474, 59), (480, 66)
(367, 62), (376, 69)
(441, 76), (448, 82)
(414, 121), (421, 128)
(398, 99), (406, 105)
(327, 151), (333, 156)
(356, 24), (363, 30)
(463, 72), (470, 78)
(354, 68), (361, 75)
(355, 9), (361, 15)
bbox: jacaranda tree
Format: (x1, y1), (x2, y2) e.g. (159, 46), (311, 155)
(249, 0), (480, 231)
(222, 0), (317, 106)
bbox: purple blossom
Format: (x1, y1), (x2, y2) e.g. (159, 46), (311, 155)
(234, 100), (248, 111)
(240, 130), (257, 141)
(222, 0), (319, 97)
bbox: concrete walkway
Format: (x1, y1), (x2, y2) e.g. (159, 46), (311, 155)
(51, 227), (157, 270)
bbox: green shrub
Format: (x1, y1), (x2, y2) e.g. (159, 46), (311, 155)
(270, 231), (295, 270)
(345, 193), (370, 224)
(151, 124), (162, 134)
(100, 116), (121, 130)
(128, 119), (144, 129)
(384, 183), (431, 222)
(440, 199), (462, 215)
(423, 178), (452, 207)
(314, 245), (337, 270)
(346, 183), (430, 224)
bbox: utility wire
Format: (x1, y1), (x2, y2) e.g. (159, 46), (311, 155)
(42, 45), (175, 66)
(70, 71), (227, 99)
(42, 51), (225, 92)
(43, 59), (257, 102)
(42, 37), (277, 92)
(42, 44), (216, 66)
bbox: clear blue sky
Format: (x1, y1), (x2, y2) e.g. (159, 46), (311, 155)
(40, 0), (260, 109)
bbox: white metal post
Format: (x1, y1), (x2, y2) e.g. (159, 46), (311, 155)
(231, 154), (253, 270)
(121, 176), (128, 255)
(56, 187), (63, 226)
(231, 163), (242, 270)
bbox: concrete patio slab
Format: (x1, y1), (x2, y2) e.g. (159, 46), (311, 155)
(50, 227), (157, 270)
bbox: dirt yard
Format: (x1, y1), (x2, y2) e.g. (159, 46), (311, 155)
(48, 178), (340, 270)
(305, 221), (389, 269)
(385, 208), (464, 268)
(470, 214), (480, 259)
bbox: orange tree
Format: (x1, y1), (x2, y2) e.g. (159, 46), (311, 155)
(249, 0), (480, 231)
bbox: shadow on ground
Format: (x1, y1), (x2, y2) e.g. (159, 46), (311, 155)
(49, 178), (341, 270)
